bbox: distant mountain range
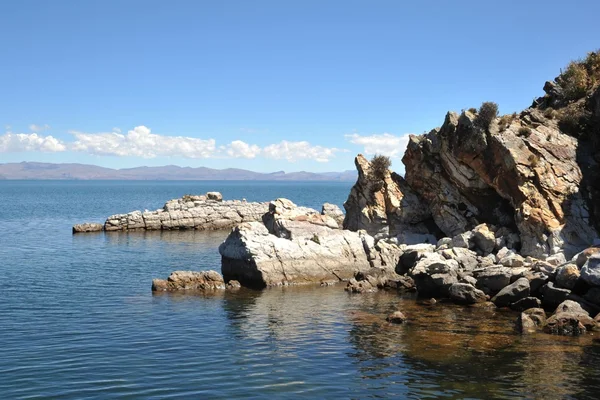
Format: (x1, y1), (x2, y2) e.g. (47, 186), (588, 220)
(0, 162), (358, 181)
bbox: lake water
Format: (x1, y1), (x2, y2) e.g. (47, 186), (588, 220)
(2, 180), (600, 399)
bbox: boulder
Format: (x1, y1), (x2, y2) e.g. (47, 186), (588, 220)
(472, 224), (496, 255)
(219, 221), (372, 287)
(451, 231), (474, 249)
(580, 254), (600, 286)
(321, 203), (345, 226)
(410, 253), (460, 297)
(498, 254), (525, 268)
(523, 271), (549, 294)
(541, 282), (571, 308)
(510, 297), (542, 311)
(206, 192), (223, 201)
(574, 247), (600, 268)
(152, 270), (226, 291)
(473, 265), (512, 294)
(491, 277), (530, 307)
(72, 222), (104, 233)
(397, 243), (436, 274)
(555, 264), (580, 290)
(448, 283), (487, 304)
(459, 275), (478, 286)
(516, 308), (546, 333)
(449, 248), (479, 271)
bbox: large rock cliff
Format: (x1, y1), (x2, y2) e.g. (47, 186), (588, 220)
(344, 52), (600, 259)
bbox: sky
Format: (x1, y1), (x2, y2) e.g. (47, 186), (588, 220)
(1, 0), (599, 174)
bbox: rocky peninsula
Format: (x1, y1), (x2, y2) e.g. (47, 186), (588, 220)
(148, 51), (600, 336)
(73, 192), (270, 233)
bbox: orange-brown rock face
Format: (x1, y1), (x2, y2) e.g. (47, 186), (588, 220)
(343, 154), (435, 240)
(402, 105), (597, 258)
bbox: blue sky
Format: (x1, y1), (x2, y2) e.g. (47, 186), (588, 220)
(1, 0), (599, 173)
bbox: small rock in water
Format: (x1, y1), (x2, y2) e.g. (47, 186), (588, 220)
(386, 311), (407, 324)
(72, 222), (104, 233)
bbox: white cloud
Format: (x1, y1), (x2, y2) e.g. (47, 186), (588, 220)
(29, 124), (51, 132)
(0, 132), (66, 152)
(1, 124), (344, 163)
(345, 133), (411, 158)
(262, 140), (344, 162)
(69, 126), (217, 159)
(223, 140), (262, 159)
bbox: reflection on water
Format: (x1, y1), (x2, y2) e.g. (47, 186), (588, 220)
(197, 286), (600, 399)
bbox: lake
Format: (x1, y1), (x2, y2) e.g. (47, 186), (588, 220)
(1, 180), (600, 399)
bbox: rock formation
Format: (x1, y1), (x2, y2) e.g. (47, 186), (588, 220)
(344, 81), (600, 259)
(343, 154), (435, 241)
(219, 198), (375, 287)
(73, 192), (270, 233)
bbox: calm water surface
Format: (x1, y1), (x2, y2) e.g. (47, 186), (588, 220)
(1, 180), (600, 399)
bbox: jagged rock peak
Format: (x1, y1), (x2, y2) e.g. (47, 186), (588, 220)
(343, 154), (435, 243)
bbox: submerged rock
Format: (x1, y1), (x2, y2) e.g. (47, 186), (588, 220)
(386, 311), (407, 324)
(72, 223), (104, 233)
(516, 308), (546, 333)
(152, 270), (226, 291)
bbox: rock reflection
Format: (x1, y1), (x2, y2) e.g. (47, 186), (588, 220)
(342, 291), (600, 398)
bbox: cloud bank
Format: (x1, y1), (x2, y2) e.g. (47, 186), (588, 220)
(345, 133), (411, 158)
(0, 126), (343, 162)
(0, 132), (66, 153)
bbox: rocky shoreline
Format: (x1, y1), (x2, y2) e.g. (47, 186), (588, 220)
(112, 55), (600, 337)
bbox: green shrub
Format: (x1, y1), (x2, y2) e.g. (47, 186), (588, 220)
(474, 102), (499, 130)
(468, 107), (478, 114)
(528, 154), (540, 166)
(368, 154), (391, 184)
(543, 108), (557, 119)
(518, 127), (532, 137)
(560, 62), (589, 100)
(557, 50), (600, 101)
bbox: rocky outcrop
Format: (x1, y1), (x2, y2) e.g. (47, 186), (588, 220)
(103, 193), (269, 232)
(73, 192), (271, 233)
(401, 106), (599, 259)
(219, 198), (373, 287)
(343, 154), (435, 240)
